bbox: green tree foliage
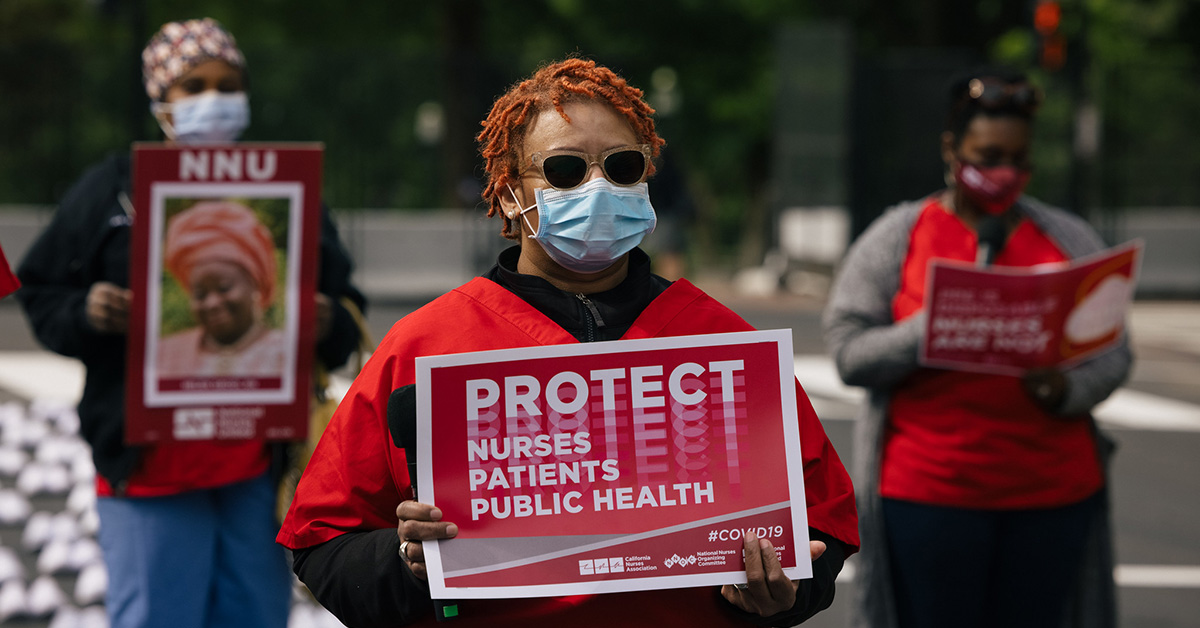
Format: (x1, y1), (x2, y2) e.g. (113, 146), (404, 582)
(2, 0), (1196, 267)
(158, 196), (288, 336)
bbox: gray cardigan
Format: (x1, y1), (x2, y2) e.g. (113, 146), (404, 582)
(823, 196), (1132, 628)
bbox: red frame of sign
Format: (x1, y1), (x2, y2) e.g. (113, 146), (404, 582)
(125, 143), (322, 443)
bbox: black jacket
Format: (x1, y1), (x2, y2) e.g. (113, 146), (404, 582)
(16, 152), (366, 490)
(292, 246), (846, 628)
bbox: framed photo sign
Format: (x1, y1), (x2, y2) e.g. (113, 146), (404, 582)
(125, 143), (323, 443)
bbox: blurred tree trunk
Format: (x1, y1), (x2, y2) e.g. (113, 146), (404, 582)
(439, 0), (483, 209)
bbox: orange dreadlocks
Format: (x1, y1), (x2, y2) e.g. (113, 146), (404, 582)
(477, 57), (666, 239)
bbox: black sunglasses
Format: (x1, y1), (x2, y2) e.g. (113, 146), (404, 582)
(963, 78), (1043, 114)
(526, 144), (651, 191)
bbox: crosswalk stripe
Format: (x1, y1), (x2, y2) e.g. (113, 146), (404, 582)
(1114, 565), (1200, 588)
(837, 562), (1200, 588)
(793, 355), (1200, 432)
(0, 351), (83, 403)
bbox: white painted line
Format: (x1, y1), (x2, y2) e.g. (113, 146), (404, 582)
(838, 562), (1200, 589)
(1093, 388), (1200, 432)
(793, 354), (1200, 432)
(0, 351), (83, 403)
(793, 355), (864, 405)
(1115, 565), (1200, 588)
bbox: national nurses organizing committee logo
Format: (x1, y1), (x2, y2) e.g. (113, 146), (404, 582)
(664, 554), (698, 569)
(173, 407), (215, 439)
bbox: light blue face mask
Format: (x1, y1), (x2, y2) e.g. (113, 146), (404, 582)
(509, 178), (657, 274)
(153, 91), (249, 144)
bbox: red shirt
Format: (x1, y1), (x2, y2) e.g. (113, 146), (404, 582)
(278, 277), (859, 627)
(96, 441), (268, 497)
(879, 198), (1103, 509)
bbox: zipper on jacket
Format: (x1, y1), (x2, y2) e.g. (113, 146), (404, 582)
(575, 294), (606, 343)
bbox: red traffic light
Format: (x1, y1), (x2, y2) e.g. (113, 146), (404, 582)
(1041, 34), (1067, 70)
(1035, 1), (1062, 35)
(1034, 1), (1066, 70)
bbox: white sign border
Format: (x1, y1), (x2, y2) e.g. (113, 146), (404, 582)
(414, 328), (811, 599)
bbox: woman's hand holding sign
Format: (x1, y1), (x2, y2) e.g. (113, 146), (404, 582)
(399, 496), (824, 619)
(86, 282), (132, 334)
(1022, 366), (1068, 412)
(396, 501), (458, 581)
(721, 532), (828, 617)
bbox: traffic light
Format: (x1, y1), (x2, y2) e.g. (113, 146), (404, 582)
(1035, 0), (1067, 71)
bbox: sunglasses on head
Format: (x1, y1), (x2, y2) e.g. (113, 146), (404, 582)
(964, 78), (1043, 113)
(526, 144), (652, 191)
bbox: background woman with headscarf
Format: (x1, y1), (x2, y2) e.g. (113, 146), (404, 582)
(823, 68), (1131, 628)
(157, 200), (287, 378)
(16, 18), (366, 628)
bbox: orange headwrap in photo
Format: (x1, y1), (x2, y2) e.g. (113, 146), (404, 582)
(164, 200), (277, 308)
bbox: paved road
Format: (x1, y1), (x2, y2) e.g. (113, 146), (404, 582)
(1, 292), (1198, 627)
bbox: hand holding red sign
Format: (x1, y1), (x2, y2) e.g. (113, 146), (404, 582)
(85, 282), (133, 334)
(397, 498), (829, 607)
(721, 533), (828, 616)
(396, 501), (458, 581)
(415, 330), (812, 600)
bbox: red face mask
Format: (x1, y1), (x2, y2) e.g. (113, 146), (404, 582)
(953, 160), (1031, 215)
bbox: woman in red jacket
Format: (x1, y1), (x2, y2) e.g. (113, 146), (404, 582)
(279, 57), (860, 627)
(824, 68), (1132, 628)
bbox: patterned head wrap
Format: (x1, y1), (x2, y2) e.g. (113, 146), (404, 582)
(164, 201), (276, 308)
(142, 18), (246, 102)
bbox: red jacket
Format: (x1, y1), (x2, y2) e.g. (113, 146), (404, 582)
(279, 276), (858, 627)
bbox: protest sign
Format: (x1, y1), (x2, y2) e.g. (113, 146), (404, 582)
(920, 240), (1142, 375)
(0, 243), (18, 299)
(415, 329), (811, 599)
(125, 144), (322, 443)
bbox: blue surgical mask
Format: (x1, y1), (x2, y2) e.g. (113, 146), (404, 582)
(509, 178), (657, 274)
(153, 91), (249, 144)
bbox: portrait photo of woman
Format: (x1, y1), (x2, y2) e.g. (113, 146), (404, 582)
(155, 198), (289, 384)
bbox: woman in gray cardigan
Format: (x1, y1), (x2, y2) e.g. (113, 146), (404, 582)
(824, 69), (1131, 628)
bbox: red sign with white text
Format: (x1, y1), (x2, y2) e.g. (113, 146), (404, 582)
(920, 241), (1142, 375)
(415, 330), (811, 599)
(0, 242), (18, 299)
(125, 144), (322, 443)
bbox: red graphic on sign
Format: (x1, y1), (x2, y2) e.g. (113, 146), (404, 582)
(920, 241), (1142, 375)
(415, 330), (812, 598)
